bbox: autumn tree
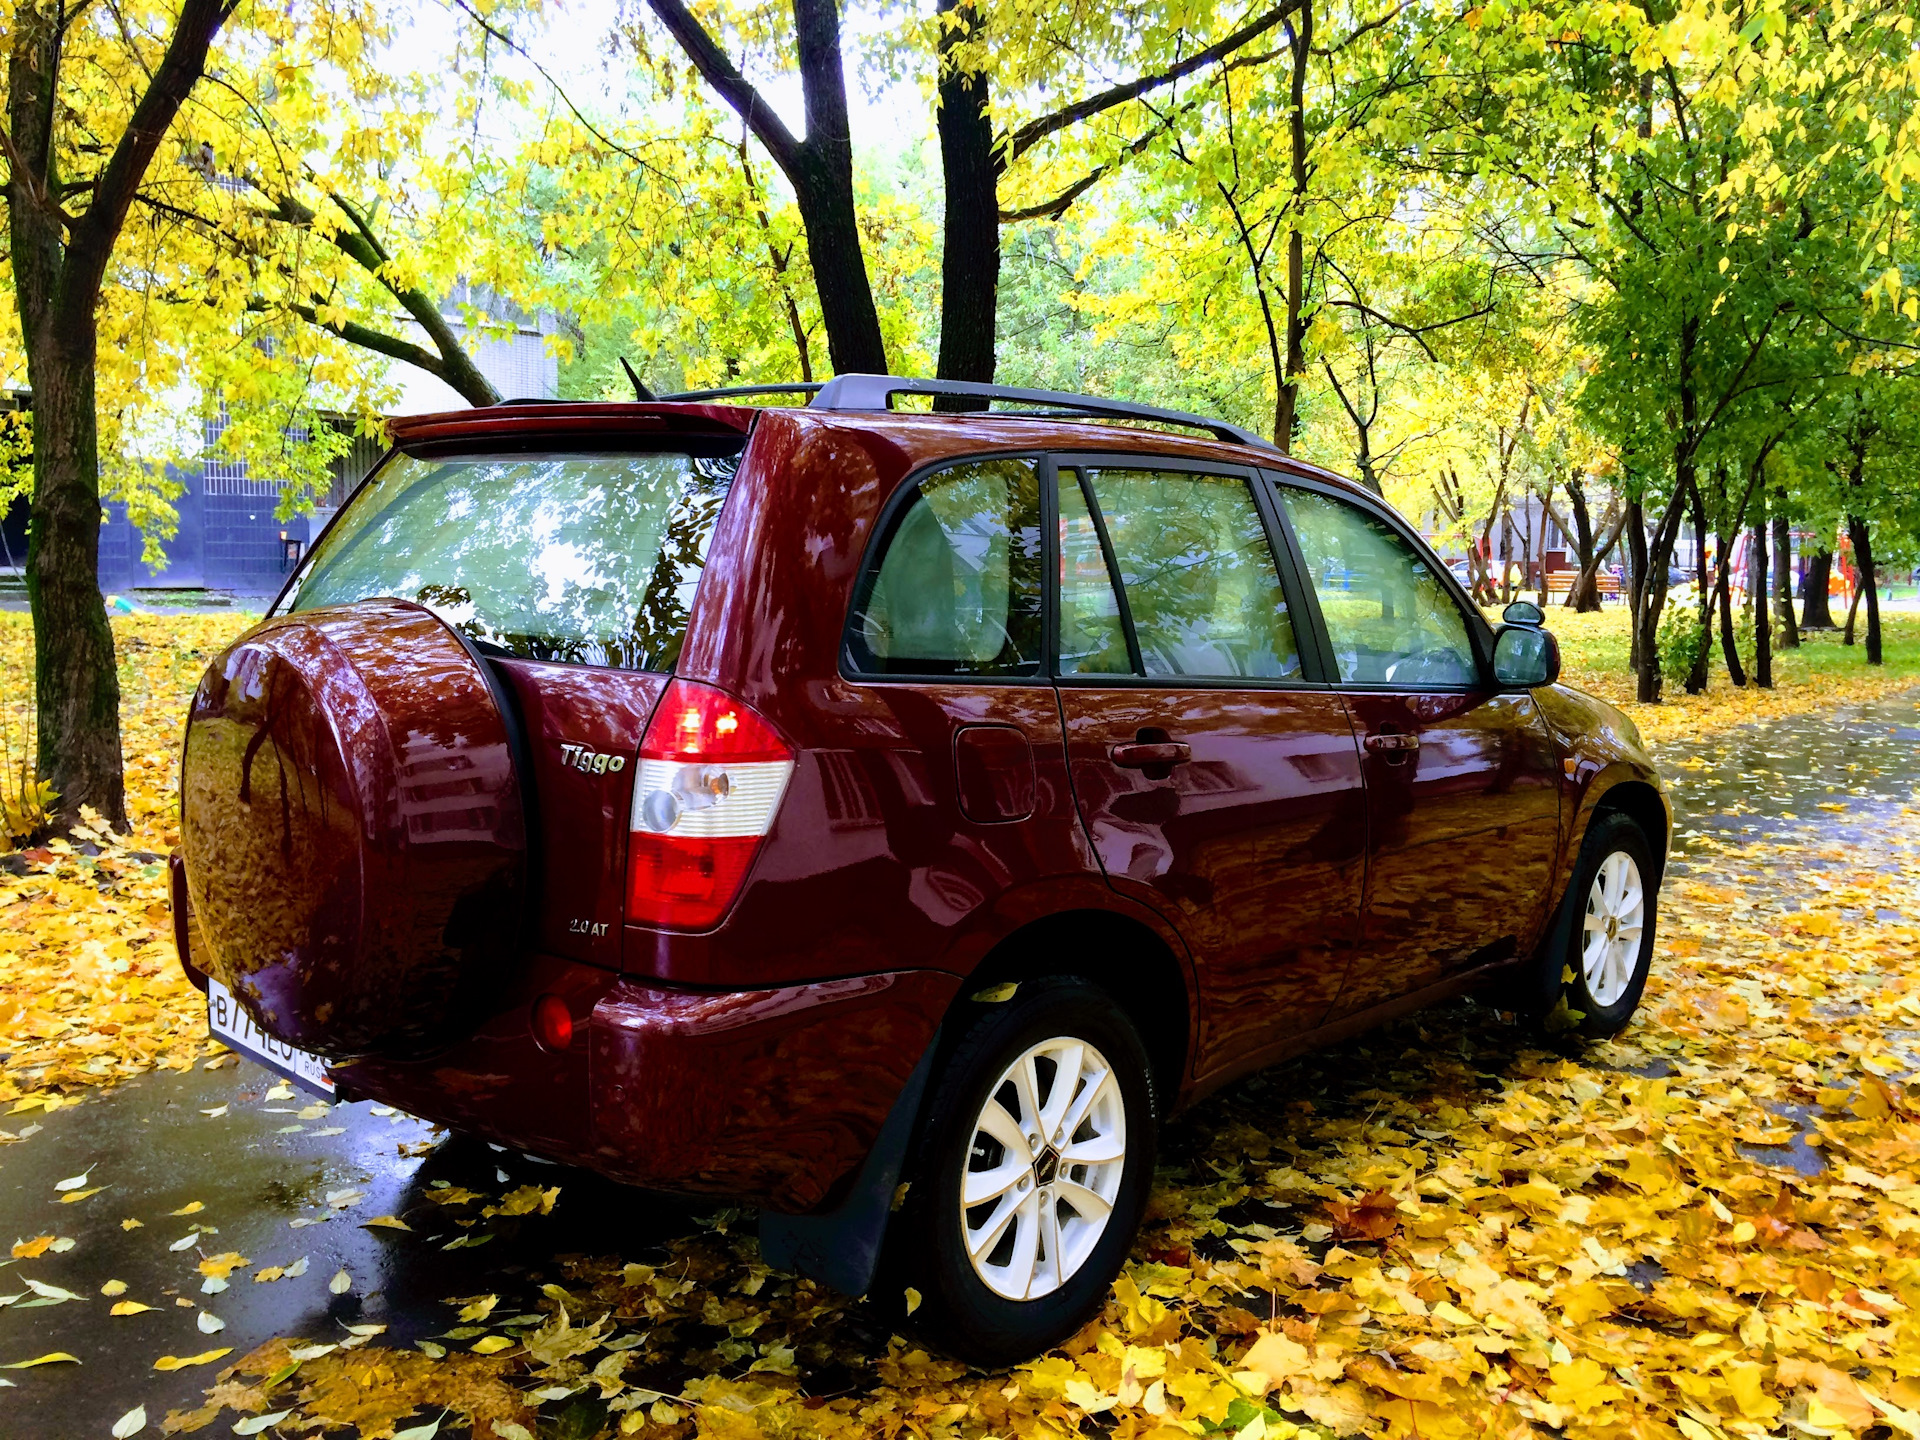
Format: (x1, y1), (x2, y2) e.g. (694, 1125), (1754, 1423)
(3, 0), (240, 826)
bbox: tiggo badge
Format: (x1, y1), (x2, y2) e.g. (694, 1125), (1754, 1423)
(560, 743), (628, 775)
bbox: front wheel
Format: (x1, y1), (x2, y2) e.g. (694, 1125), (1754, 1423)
(881, 978), (1157, 1366)
(1538, 812), (1659, 1037)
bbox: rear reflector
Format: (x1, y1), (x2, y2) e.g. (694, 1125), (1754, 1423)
(625, 680), (793, 929)
(532, 993), (574, 1051)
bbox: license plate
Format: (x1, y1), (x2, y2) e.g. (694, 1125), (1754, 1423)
(206, 979), (335, 1097)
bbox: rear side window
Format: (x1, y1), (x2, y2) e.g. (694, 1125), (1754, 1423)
(282, 450), (737, 671)
(845, 458), (1044, 677)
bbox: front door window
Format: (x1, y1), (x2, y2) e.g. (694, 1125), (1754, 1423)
(1283, 488), (1477, 687)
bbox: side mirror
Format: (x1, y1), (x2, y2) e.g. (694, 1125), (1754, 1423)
(1493, 623), (1560, 689)
(1502, 599), (1546, 627)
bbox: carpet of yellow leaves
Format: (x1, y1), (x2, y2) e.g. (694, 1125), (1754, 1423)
(0, 612), (250, 1112)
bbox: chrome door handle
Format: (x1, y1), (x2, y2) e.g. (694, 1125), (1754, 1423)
(1364, 731), (1420, 755)
(1110, 741), (1191, 769)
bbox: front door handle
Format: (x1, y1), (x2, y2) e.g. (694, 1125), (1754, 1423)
(1364, 730), (1420, 759)
(1110, 741), (1191, 769)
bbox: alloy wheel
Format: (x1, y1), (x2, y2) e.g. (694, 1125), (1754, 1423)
(960, 1036), (1127, 1301)
(1582, 850), (1646, 1007)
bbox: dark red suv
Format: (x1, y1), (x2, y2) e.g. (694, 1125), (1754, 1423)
(173, 376), (1666, 1363)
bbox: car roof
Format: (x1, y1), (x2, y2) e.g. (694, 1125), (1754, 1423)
(384, 401), (1377, 503)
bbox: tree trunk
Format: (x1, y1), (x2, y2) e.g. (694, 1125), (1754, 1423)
(8, 0), (234, 829)
(933, 0), (998, 389)
(1715, 529), (1745, 687)
(1801, 546), (1836, 628)
(23, 345), (127, 829)
(648, 0), (889, 376)
(1753, 512), (1772, 688)
(1632, 482), (1689, 704)
(790, 0), (889, 375)
(1846, 514), (1881, 664)
(1771, 505), (1798, 647)
(1270, 0), (1313, 449)
(1684, 475), (1712, 695)
(1626, 497), (1648, 675)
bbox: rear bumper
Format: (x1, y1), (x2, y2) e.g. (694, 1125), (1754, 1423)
(335, 955), (957, 1213)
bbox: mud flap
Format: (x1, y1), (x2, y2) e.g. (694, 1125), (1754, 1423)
(758, 1037), (938, 1299)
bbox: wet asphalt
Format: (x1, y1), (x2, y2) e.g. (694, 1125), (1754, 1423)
(1, 687), (1917, 1436)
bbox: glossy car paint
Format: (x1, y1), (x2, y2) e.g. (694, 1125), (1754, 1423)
(175, 399), (1670, 1219)
(1332, 689), (1564, 1015)
(494, 659), (665, 968)
(590, 968), (958, 1211)
(1057, 686), (1368, 1072)
(179, 599), (525, 1057)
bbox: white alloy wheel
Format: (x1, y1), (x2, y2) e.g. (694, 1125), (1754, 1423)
(1581, 850), (1646, 1006)
(960, 1036), (1127, 1301)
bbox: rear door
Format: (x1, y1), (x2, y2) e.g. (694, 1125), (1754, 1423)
(1269, 478), (1562, 1014)
(1051, 458), (1366, 1079)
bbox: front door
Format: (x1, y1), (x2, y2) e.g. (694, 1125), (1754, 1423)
(1274, 482), (1562, 1015)
(1052, 461), (1367, 1079)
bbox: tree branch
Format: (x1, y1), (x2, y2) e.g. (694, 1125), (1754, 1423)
(67, 0), (237, 309)
(1004, 0), (1305, 164)
(644, 0), (803, 174)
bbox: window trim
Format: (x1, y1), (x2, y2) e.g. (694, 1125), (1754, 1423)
(1055, 463), (1144, 677)
(837, 448), (1052, 685)
(1263, 470), (1495, 693)
(1049, 451), (1329, 691)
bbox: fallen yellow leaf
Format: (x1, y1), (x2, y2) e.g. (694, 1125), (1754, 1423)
(152, 1349), (232, 1371)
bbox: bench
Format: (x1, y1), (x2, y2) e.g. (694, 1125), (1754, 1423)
(1544, 569), (1623, 600)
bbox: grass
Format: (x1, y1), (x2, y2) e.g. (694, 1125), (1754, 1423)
(1532, 603), (1920, 744)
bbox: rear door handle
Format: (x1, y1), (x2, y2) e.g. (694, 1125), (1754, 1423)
(1364, 731), (1420, 755)
(1110, 741), (1191, 769)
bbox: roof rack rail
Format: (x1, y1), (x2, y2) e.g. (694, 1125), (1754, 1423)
(809, 374), (1276, 451)
(657, 383), (825, 402)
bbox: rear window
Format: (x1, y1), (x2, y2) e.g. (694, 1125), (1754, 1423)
(281, 450), (737, 671)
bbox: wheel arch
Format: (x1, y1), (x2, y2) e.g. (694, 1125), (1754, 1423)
(1587, 776), (1671, 885)
(958, 908), (1193, 1112)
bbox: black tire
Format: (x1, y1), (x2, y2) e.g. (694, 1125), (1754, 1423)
(880, 977), (1157, 1367)
(1530, 812), (1659, 1038)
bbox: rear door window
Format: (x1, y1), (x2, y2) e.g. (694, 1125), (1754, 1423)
(844, 458), (1044, 677)
(281, 450), (737, 671)
(1077, 467), (1303, 680)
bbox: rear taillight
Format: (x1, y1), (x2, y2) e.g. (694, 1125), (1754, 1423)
(624, 679), (793, 929)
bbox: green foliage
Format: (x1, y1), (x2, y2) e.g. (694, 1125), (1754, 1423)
(1658, 590), (1708, 686)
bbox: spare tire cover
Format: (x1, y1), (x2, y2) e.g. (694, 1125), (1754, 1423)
(180, 598), (527, 1059)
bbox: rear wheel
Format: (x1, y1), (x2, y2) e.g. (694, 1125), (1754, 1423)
(883, 978), (1156, 1366)
(1535, 812), (1658, 1037)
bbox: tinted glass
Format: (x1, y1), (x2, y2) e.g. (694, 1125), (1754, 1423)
(1084, 468), (1301, 680)
(283, 451), (736, 671)
(1281, 487), (1479, 686)
(846, 458), (1043, 676)
(1057, 471), (1131, 675)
